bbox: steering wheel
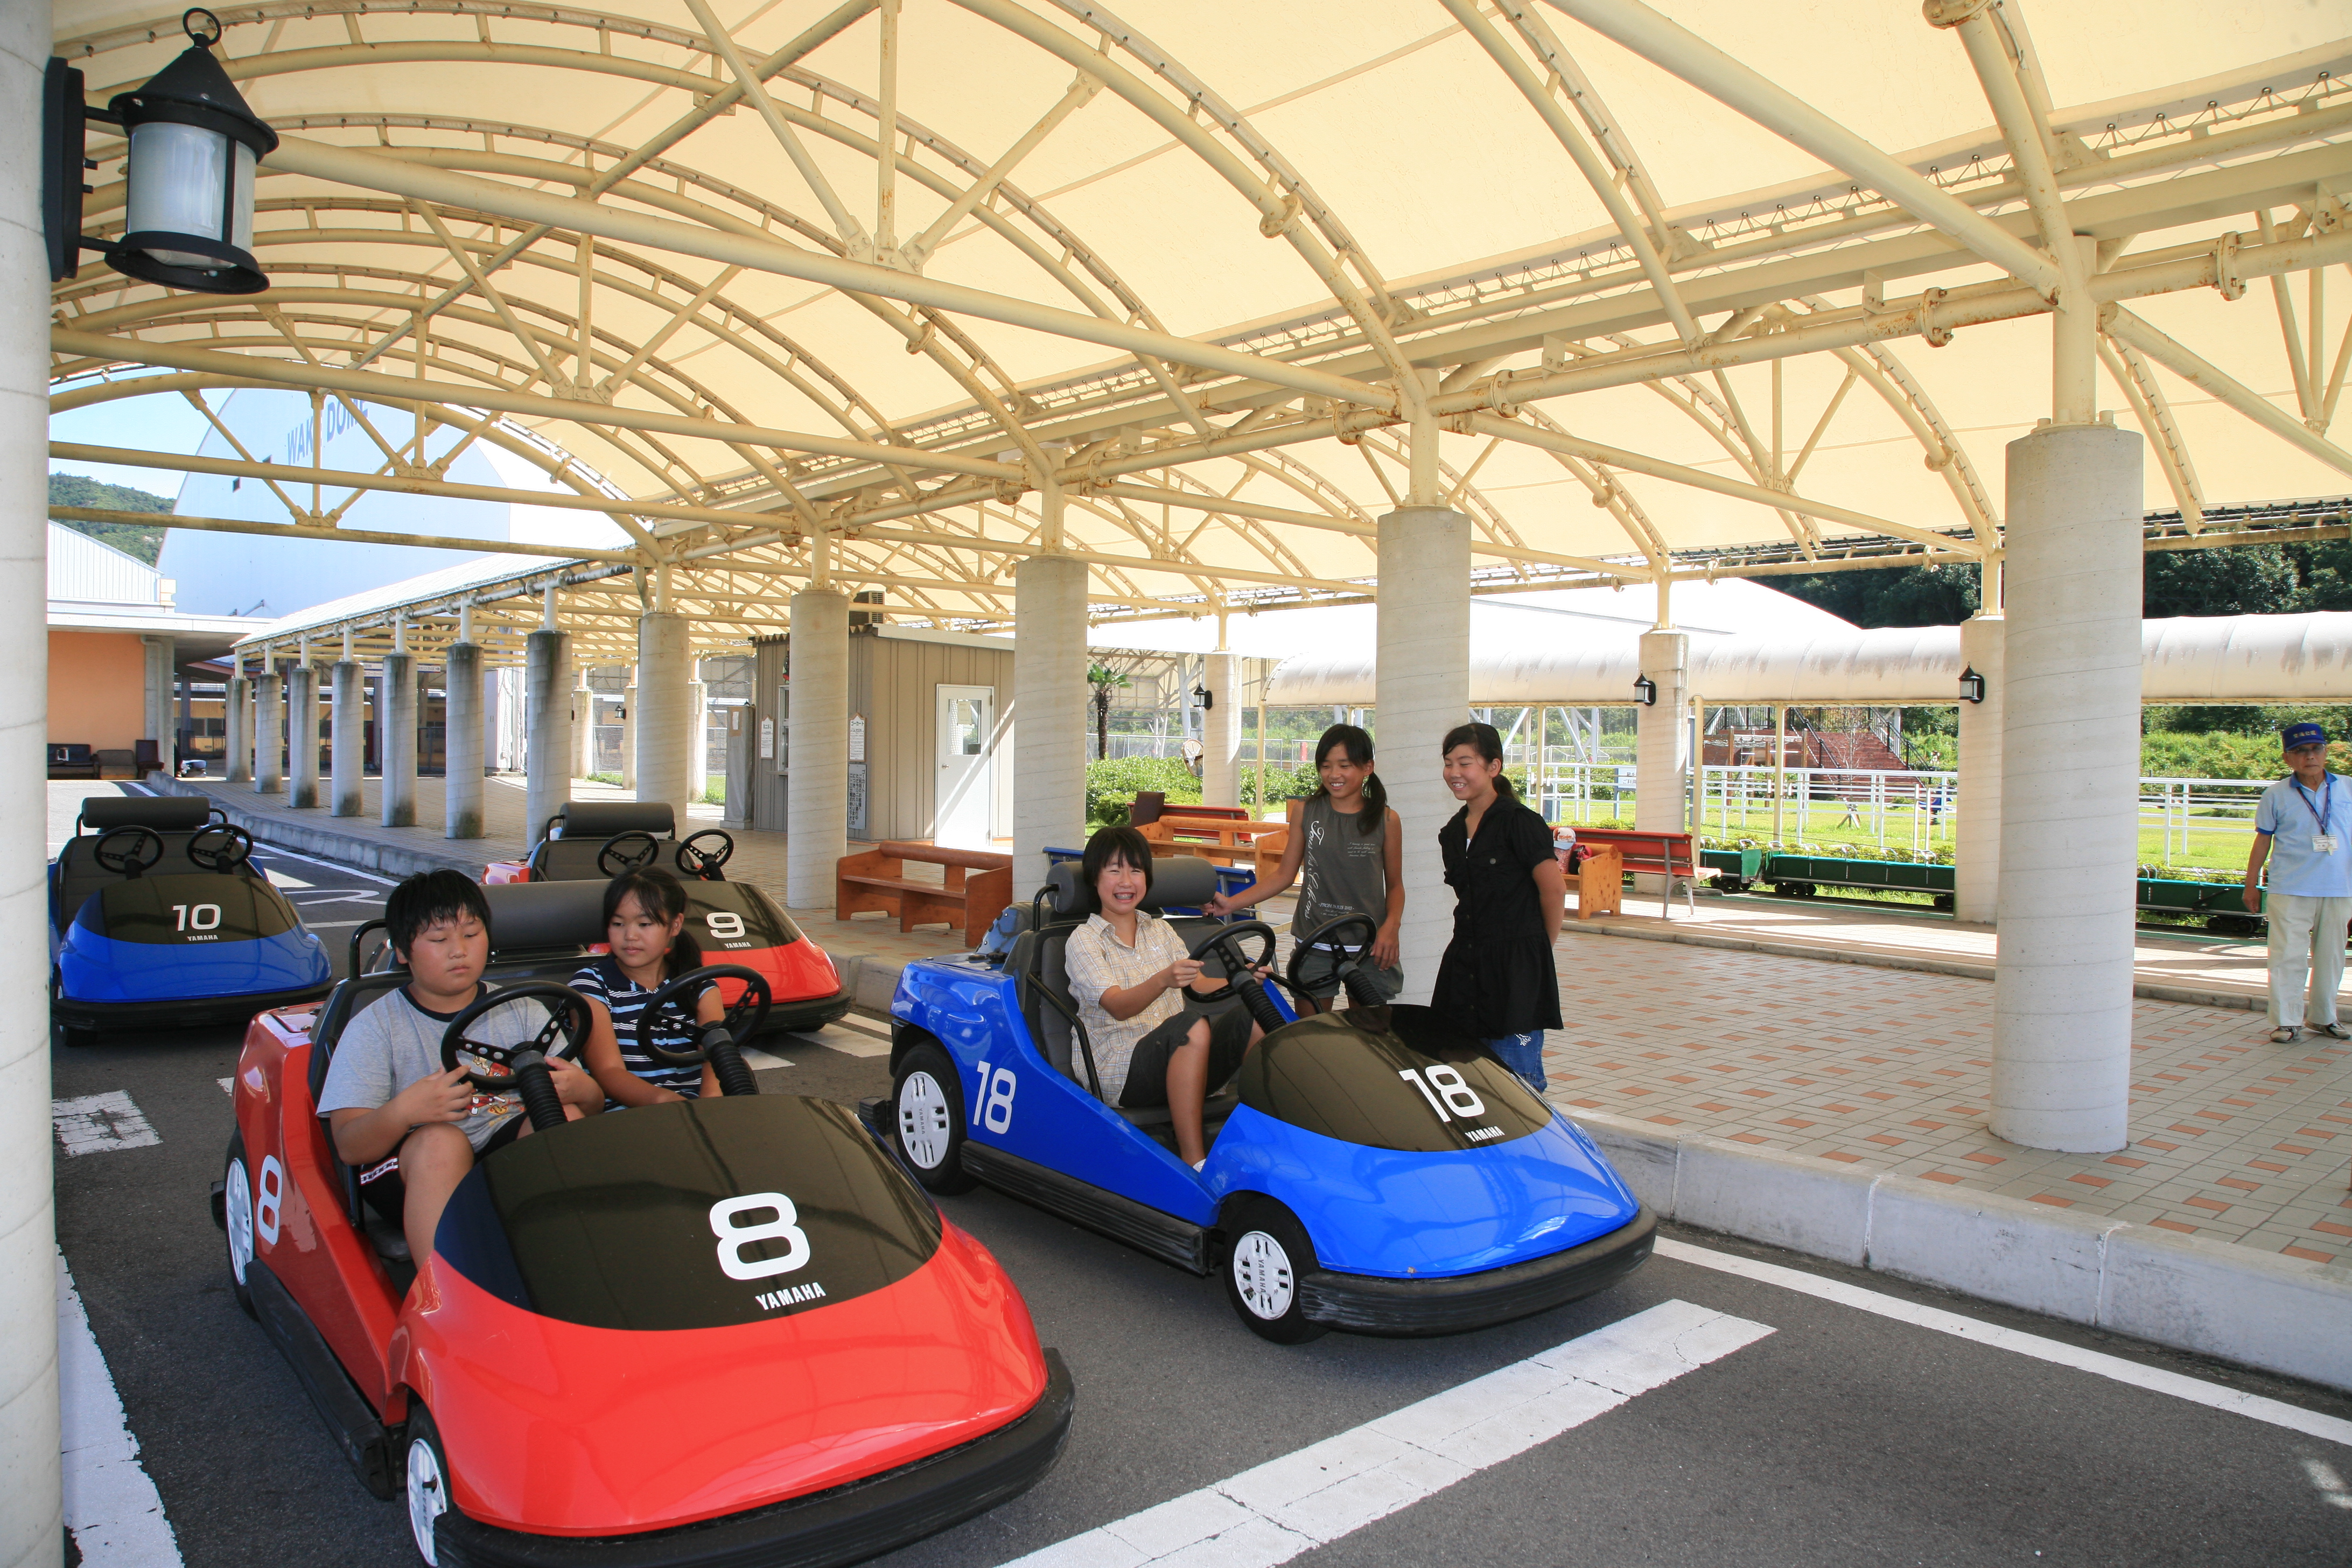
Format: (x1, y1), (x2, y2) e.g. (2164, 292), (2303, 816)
(1288, 913), (1380, 1009)
(93, 826), (165, 879)
(1187, 920), (1287, 1034)
(633, 964), (772, 1098)
(187, 822), (254, 873)
(438, 982), (594, 1133)
(597, 831), (661, 877)
(675, 829), (734, 881)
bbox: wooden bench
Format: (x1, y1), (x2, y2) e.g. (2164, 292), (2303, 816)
(837, 841), (1013, 947)
(1569, 827), (1713, 919)
(1137, 813), (1279, 868)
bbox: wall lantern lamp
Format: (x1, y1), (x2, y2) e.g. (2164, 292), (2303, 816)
(44, 9), (278, 295)
(1191, 682), (1214, 711)
(1958, 666), (1987, 704)
(1632, 675), (1658, 706)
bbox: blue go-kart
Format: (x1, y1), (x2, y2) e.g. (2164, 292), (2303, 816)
(50, 795), (331, 1048)
(873, 857), (1653, 1342)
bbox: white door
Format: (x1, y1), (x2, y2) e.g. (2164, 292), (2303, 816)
(935, 685), (994, 848)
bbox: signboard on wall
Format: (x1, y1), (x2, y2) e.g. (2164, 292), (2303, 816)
(847, 761), (869, 839)
(849, 713), (866, 763)
(759, 717), (774, 759)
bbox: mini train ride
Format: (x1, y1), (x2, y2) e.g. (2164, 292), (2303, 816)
(484, 800), (850, 1037)
(215, 878), (1070, 1567)
(51, 794), (332, 1047)
(877, 857), (1654, 1343)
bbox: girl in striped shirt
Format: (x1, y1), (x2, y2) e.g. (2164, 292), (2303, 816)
(575, 867), (726, 1106)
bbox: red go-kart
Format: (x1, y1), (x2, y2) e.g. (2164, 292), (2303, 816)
(213, 879), (1070, 1566)
(485, 801), (850, 1038)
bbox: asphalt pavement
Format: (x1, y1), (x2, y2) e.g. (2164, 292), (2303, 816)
(42, 797), (2352, 1566)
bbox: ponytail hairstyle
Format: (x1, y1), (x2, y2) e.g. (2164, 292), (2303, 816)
(1311, 723), (1388, 836)
(604, 866), (702, 979)
(1440, 720), (1518, 801)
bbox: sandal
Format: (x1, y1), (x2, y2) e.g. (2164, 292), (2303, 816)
(2316, 1023), (2350, 1041)
(2271, 1026), (2300, 1044)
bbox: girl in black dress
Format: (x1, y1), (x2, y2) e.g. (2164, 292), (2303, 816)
(1430, 722), (1566, 1088)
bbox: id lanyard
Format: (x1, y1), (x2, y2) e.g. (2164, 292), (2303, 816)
(2292, 774), (2337, 842)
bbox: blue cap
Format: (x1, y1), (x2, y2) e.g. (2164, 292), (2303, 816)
(2282, 722), (2328, 751)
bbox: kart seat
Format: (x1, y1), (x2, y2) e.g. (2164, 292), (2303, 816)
(1018, 858), (1245, 1130)
(51, 796), (241, 926)
(527, 801), (674, 881)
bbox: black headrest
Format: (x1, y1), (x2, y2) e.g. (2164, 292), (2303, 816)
(553, 800), (675, 838)
(79, 795), (213, 832)
(481, 879), (610, 951)
(1041, 853), (1220, 919)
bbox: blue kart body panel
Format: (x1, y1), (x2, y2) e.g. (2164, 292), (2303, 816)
(50, 862), (333, 1026)
(889, 951), (1648, 1304)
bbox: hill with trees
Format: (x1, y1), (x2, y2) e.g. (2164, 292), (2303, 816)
(48, 474), (172, 564)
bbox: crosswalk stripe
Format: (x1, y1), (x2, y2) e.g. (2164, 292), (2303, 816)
(52, 1094), (160, 1158)
(997, 1298), (1772, 1568)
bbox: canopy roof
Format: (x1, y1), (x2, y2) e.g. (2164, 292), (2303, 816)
(44, 0), (2352, 663)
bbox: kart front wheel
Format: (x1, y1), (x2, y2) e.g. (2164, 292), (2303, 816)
(221, 1133), (255, 1319)
(1223, 1197), (1327, 1345)
(894, 1042), (976, 1195)
(404, 1403), (456, 1566)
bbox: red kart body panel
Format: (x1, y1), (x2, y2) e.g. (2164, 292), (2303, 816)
(398, 1227), (1047, 1535)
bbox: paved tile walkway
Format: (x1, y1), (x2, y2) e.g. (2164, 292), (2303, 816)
(131, 776), (2352, 1265)
(1539, 934), (2352, 1264)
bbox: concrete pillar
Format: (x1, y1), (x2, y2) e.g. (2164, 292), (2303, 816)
(255, 669), (284, 793)
(1202, 651), (1242, 809)
(330, 661), (364, 817)
(1991, 423), (2144, 1154)
(1636, 630), (1691, 883)
(381, 654), (417, 827)
(1955, 612), (2005, 925)
(444, 643), (484, 839)
(1012, 555), (1089, 889)
(225, 675), (251, 783)
(687, 679), (710, 804)
(787, 590), (849, 908)
(141, 635), (176, 775)
(1377, 506), (1473, 1005)
(287, 665), (320, 807)
(3, 4), (62, 1555)
(573, 664), (596, 780)
(524, 630), (572, 845)
(620, 672), (639, 789)
(635, 615), (691, 823)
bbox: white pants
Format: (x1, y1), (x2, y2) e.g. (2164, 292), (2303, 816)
(2265, 893), (2352, 1028)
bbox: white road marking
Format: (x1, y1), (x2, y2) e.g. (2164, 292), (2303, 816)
(286, 892), (384, 907)
(1656, 1237), (2352, 1448)
(2304, 1458), (2352, 1509)
(57, 1253), (183, 1566)
(216, 1078), (232, 1096)
(791, 1018), (891, 1058)
(740, 1046), (793, 1070)
(299, 920), (366, 929)
(225, 840), (398, 886)
(52, 1094), (160, 1158)
(835, 1012), (892, 1037)
(999, 1298), (1772, 1568)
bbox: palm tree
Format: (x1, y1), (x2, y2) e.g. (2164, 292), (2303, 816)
(1087, 662), (1130, 760)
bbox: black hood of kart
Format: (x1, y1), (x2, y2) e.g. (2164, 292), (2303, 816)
(433, 1095), (941, 1332)
(71, 872), (297, 946)
(1235, 1004), (1556, 1154)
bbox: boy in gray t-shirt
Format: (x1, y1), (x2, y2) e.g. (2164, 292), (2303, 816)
(319, 872), (600, 1264)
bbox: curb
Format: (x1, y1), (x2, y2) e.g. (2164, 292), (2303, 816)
(1566, 1105), (2352, 1392)
(150, 775), (498, 879)
(1559, 914), (2270, 1013)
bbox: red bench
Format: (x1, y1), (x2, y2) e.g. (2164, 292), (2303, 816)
(1570, 827), (1713, 919)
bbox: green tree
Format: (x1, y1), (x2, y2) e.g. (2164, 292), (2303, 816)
(47, 473), (172, 564)
(1086, 662), (1130, 761)
(2143, 545), (2295, 617)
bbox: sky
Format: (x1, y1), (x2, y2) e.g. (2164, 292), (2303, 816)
(49, 378), (214, 501)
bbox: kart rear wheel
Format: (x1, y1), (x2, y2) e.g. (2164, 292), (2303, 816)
(893, 1042), (976, 1195)
(404, 1403), (456, 1566)
(221, 1133), (256, 1319)
(1223, 1197), (1326, 1345)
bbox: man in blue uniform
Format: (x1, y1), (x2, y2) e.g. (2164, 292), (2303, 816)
(2243, 722), (2352, 1044)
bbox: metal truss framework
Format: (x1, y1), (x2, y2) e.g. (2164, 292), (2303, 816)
(40, 0), (2352, 668)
